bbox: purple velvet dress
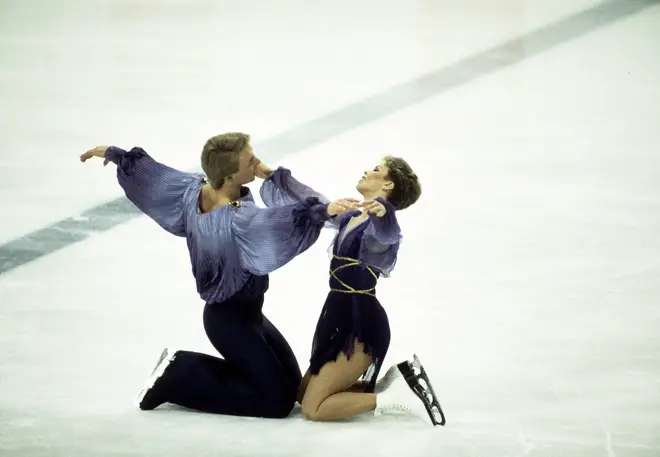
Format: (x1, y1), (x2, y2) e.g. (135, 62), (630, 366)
(261, 168), (402, 391)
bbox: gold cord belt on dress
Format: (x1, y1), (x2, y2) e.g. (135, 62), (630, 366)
(329, 255), (377, 297)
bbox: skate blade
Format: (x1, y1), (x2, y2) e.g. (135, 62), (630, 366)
(403, 354), (447, 426)
(134, 348), (177, 408)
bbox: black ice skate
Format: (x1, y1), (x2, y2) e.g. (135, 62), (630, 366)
(398, 354), (446, 426)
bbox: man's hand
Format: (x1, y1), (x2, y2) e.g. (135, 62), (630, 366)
(327, 198), (360, 216)
(360, 199), (387, 217)
(80, 146), (110, 166)
(254, 158), (274, 179)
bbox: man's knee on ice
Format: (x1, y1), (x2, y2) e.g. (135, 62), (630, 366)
(259, 385), (296, 418)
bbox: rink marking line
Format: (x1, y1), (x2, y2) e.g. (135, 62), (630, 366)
(0, 0), (657, 276)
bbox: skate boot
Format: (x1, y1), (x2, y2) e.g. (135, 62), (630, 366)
(134, 347), (178, 410)
(375, 360), (414, 393)
(375, 355), (446, 426)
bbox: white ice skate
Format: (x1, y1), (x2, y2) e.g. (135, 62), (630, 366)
(134, 347), (178, 409)
(374, 354), (446, 426)
(374, 363), (401, 393)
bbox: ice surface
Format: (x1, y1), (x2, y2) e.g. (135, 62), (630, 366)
(1, 0), (659, 456)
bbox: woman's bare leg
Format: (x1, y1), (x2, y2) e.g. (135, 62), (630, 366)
(297, 370), (311, 404)
(299, 372), (369, 404)
(301, 341), (377, 421)
(345, 380), (371, 392)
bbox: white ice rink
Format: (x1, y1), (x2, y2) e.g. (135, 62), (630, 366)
(1, 0), (660, 455)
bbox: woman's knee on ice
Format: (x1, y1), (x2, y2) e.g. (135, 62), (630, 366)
(300, 391), (325, 421)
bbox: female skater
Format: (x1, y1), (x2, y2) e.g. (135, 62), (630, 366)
(79, 132), (358, 419)
(259, 158), (445, 425)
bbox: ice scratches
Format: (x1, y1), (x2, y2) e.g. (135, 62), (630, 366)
(516, 429), (535, 456)
(605, 430), (616, 457)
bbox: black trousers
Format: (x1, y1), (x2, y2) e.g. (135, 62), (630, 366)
(157, 293), (302, 418)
